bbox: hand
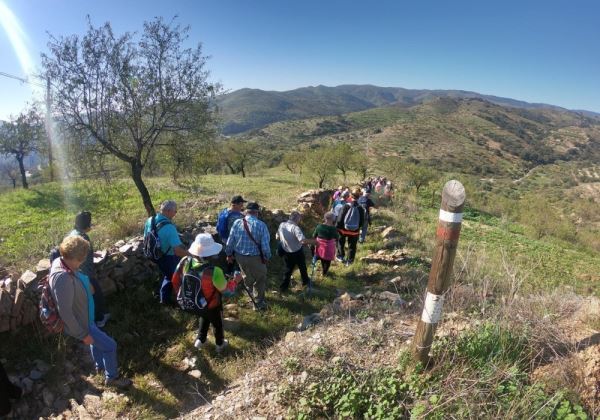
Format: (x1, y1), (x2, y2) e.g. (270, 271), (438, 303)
(82, 335), (94, 345)
(226, 255), (234, 264)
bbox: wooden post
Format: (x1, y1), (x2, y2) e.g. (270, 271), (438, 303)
(413, 180), (465, 365)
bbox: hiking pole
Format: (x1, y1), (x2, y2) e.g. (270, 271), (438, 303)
(413, 180), (465, 366)
(226, 272), (257, 307)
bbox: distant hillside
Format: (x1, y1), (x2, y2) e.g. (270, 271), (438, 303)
(217, 84), (585, 135)
(242, 96), (600, 177)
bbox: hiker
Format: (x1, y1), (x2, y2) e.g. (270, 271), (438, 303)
(49, 235), (131, 388)
(332, 186), (343, 201)
(0, 361), (22, 416)
(225, 202), (271, 311)
(68, 211), (110, 327)
(357, 190), (376, 243)
(336, 188), (366, 266)
(216, 195), (247, 244)
(332, 190), (350, 218)
(172, 233), (240, 353)
(276, 211), (314, 293)
(384, 180), (394, 201)
(144, 200), (191, 305)
(312, 211), (339, 276)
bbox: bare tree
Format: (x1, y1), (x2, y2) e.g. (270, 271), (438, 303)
(0, 160), (20, 188)
(221, 139), (260, 178)
(42, 17), (217, 215)
(0, 107), (45, 189)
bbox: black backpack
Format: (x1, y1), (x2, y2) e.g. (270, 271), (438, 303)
(174, 259), (218, 314)
(143, 216), (172, 261)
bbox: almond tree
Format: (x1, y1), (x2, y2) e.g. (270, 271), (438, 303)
(42, 17), (217, 215)
(0, 107), (45, 189)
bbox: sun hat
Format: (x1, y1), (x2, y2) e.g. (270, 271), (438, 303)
(189, 233), (222, 258)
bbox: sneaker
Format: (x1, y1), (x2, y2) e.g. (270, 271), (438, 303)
(96, 313), (111, 328)
(345, 260), (353, 267)
(216, 339), (229, 353)
(336, 256), (344, 262)
(194, 339), (206, 349)
(254, 301), (268, 311)
(105, 376), (132, 389)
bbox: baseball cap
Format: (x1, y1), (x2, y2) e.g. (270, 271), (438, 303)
(231, 195), (247, 204)
(246, 202), (260, 211)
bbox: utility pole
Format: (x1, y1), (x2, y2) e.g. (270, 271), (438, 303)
(413, 180), (465, 365)
(45, 76), (54, 182)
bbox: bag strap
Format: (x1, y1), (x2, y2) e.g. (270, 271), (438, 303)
(242, 218), (265, 261)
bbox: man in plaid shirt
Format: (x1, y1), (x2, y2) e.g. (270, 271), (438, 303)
(225, 202), (271, 310)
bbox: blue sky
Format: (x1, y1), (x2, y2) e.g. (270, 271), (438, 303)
(1, 0), (599, 119)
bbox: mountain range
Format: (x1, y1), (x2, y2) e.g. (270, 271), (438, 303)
(216, 84), (600, 135)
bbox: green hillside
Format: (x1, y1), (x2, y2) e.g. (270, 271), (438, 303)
(216, 84), (591, 135)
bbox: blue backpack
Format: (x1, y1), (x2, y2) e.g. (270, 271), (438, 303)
(216, 208), (241, 241)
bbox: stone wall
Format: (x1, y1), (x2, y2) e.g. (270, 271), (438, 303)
(0, 189), (333, 333)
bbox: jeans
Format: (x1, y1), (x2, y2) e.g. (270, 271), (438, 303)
(360, 221), (369, 242)
(198, 306), (224, 346)
(89, 323), (119, 379)
(157, 255), (181, 304)
(337, 233), (359, 262)
(281, 248), (310, 290)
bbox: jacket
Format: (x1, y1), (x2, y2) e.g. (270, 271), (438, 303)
(49, 258), (90, 340)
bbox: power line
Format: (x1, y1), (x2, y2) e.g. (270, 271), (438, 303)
(0, 70), (46, 89)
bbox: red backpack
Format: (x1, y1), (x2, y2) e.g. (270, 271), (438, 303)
(38, 274), (64, 333)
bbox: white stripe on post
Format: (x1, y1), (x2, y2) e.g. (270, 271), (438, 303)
(438, 209), (463, 223)
(421, 292), (444, 324)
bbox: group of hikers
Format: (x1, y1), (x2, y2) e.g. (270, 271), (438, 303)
(0, 183), (391, 413)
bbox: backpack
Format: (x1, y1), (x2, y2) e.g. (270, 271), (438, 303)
(216, 208), (231, 240)
(49, 247), (61, 263)
(175, 259), (218, 314)
(143, 216), (172, 261)
(343, 203), (361, 231)
(38, 274), (64, 333)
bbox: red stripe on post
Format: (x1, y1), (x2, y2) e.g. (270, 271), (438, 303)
(436, 226), (461, 241)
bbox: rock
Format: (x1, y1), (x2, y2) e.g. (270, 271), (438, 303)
(0, 290), (12, 332)
(331, 356), (342, 364)
(34, 359), (51, 373)
(97, 276), (118, 295)
(118, 244), (134, 255)
(18, 270), (38, 290)
(36, 258), (51, 275)
(42, 388), (55, 406)
(29, 369), (43, 380)
(183, 356), (197, 370)
(381, 226), (399, 240)
(378, 291), (407, 307)
(93, 250), (107, 264)
(114, 240), (126, 248)
(285, 331), (298, 343)
(299, 313), (321, 331)
(20, 377), (34, 394)
(188, 369), (202, 379)
(83, 393), (102, 411)
(10, 289), (25, 330)
(53, 398), (69, 412)
(223, 317), (241, 331)
(76, 404), (95, 420)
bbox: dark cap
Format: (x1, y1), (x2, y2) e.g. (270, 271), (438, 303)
(246, 202), (260, 211)
(231, 195), (247, 204)
(74, 211), (92, 230)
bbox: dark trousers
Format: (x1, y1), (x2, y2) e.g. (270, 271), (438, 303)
(320, 259), (332, 275)
(0, 361), (21, 416)
(198, 306), (224, 346)
(337, 234), (359, 262)
(157, 255), (181, 304)
(89, 276), (107, 322)
(281, 248), (310, 290)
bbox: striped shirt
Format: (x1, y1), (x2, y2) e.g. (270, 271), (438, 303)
(225, 215), (271, 259)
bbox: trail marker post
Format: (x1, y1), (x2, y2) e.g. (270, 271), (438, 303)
(413, 180), (465, 365)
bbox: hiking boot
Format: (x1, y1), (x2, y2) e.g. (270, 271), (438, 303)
(194, 339), (206, 349)
(96, 313), (111, 328)
(105, 376), (132, 389)
(216, 339), (229, 353)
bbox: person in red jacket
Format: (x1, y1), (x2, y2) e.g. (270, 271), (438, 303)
(172, 233), (239, 353)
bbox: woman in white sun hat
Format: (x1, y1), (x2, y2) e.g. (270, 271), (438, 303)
(172, 233), (239, 353)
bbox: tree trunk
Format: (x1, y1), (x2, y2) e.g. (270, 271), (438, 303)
(11, 179), (16, 188)
(240, 162), (246, 178)
(131, 162), (155, 216)
(16, 156), (28, 189)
